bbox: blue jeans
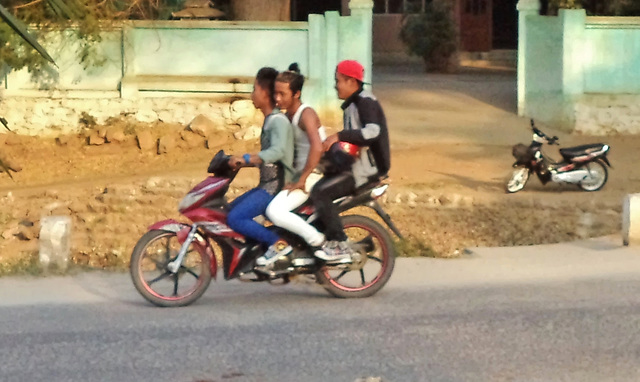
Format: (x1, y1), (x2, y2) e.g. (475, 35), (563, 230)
(226, 188), (279, 246)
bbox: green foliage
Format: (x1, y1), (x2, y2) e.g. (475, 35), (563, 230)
(605, 0), (640, 15)
(399, 1), (458, 73)
(0, 0), (186, 76)
(551, 0), (583, 9)
(548, 0), (640, 15)
(394, 238), (440, 258)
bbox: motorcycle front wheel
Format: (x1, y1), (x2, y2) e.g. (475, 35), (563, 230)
(579, 160), (608, 192)
(130, 229), (212, 307)
(506, 167), (530, 193)
(315, 215), (395, 298)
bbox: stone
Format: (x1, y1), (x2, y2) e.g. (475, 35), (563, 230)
(180, 130), (203, 148)
(407, 192), (418, 207)
(157, 110), (175, 123)
(88, 132), (106, 146)
(2, 226), (19, 240)
(39, 216), (71, 272)
(230, 100), (256, 123)
(135, 109), (158, 123)
(206, 134), (229, 149)
(233, 125), (261, 141)
(105, 127), (126, 143)
(0, 154), (22, 172)
(136, 130), (156, 151)
(158, 134), (177, 154)
(187, 114), (216, 137)
(222, 105), (232, 120)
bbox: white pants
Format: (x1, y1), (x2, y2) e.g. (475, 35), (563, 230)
(266, 172), (325, 246)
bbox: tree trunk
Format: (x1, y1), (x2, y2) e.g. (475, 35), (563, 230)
(231, 0), (290, 21)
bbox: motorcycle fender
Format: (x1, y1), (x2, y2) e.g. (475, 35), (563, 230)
(147, 219), (217, 279)
(601, 155), (612, 168)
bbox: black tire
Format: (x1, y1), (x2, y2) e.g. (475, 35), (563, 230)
(579, 160), (608, 192)
(316, 215), (396, 298)
(130, 229), (212, 307)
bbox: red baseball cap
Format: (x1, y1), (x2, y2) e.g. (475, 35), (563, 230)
(336, 60), (365, 82)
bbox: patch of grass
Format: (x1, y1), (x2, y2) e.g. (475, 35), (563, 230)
(394, 238), (441, 258)
(0, 251), (41, 276)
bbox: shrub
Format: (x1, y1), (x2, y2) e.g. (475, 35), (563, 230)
(399, 1), (458, 73)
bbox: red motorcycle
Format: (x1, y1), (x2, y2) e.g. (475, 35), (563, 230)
(129, 150), (401, 307)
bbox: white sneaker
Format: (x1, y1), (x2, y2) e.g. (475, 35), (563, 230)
(314, 240), (353, 263)
(256, 240), (292, 267)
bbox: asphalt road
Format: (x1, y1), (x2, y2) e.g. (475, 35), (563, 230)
(2, 236), (640, 382)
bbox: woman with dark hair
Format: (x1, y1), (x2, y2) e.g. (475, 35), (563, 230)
(226, 67), (294, 258)
(254, 63), (327, 267)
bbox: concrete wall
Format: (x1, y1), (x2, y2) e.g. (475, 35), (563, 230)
(518, 4), (640, 134)
(0, 1), (374, 135)
(583, 18), (640, 94)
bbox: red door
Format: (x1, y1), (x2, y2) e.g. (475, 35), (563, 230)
(460, 0), (493, 52)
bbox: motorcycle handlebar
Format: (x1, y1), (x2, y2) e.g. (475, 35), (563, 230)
(530, 119), (559, 145)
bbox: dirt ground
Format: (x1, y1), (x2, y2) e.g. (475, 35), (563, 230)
(0, 66), (635, 273)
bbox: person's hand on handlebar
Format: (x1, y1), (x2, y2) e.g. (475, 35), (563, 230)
(228, 156), (244, 170)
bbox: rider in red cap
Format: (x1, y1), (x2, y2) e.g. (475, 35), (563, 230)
(336, 60), (365, 82)
(310, 59), (391, 262)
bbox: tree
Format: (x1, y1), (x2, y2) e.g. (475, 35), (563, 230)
(0, 4), (55, 64)
(1, 0), (292, 76)
(545, 0), (640, 15)
(400, 1), (458, 73)
(0, 0), (186, 74)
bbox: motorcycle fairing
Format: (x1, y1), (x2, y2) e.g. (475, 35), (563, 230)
(178, 177), (230, 213)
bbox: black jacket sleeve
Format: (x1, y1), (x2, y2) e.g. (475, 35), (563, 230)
(338, 97), (383, 146)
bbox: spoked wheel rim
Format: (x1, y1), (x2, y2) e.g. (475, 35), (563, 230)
(136, 232), (208, 301)
(580, 161), (607, 191)
(321, 222), (390, 292)
(506, 167), (529, 193)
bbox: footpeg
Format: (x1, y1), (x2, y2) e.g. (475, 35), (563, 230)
(292, 258), (315, 267)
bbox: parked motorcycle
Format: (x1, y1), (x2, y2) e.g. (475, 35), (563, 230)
(129, 150), (402, 307)
(506, 120), (611, 193)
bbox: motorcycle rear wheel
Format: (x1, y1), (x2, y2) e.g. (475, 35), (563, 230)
(506, 167), (530, 193)
(315, 215), (395, 298)
(579, 160), (608, 192)
(130, 229), (212, 307)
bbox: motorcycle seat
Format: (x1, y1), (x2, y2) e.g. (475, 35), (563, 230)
(559, 143), (608, 159)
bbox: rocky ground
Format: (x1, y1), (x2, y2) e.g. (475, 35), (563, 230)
(0, 66), (634, 274)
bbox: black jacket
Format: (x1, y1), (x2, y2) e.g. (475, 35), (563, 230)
(337, 89), (390, 186)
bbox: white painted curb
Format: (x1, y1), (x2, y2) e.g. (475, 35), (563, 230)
(622, 194), (640, 246)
